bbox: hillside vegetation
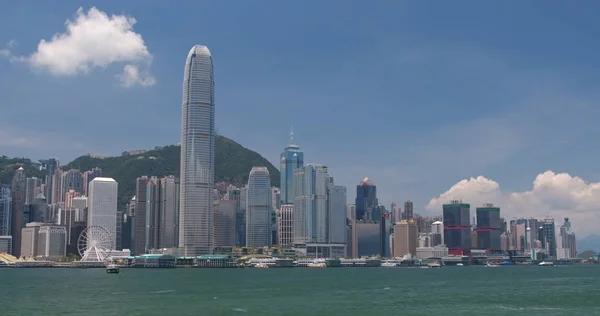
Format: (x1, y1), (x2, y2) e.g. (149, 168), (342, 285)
(2, 135), (280, 208)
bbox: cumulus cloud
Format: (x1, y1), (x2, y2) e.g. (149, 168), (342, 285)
(0, 40), (16, 57)
(426, 171), (600, 237)
(22, 7), (155, 87)
(118, 64), (156, 87)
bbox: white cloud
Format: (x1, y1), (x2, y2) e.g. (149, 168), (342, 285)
(0, 40), (16, 57)
(118, 64), (156, 87)
(426, 171), (600, 237)
(23, 7), (154, 86)
(0, 49), (9, 57)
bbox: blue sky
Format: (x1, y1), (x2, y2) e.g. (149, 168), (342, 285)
(1, 1), (600, 236)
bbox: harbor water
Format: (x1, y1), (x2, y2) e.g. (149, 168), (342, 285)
(1, 265), (599, 315)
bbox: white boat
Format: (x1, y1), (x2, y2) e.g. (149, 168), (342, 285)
(427, 262), (441, 268)
(381, 260), (400, 268)
(307, 262), (326, 268)
(456, 263), (464, 266)
(106, 264), (120, 274)
(485, 263), (499, 268)
(538, 261), (555, 267)
(254, 263), (269, 268)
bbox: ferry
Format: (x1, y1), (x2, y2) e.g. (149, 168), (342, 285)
(381, 260), (400, 268)
(307, 261), (326, 268)
(106, 264), (120, 274)
(254, 263), (269, 268)
(538, 261), (555, 267)
(427, 262), (442, 268)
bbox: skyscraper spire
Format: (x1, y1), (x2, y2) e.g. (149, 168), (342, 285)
(290, 126), (295, 145)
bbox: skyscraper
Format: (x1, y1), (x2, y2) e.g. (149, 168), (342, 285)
(403, 200), (414, 220)
(11, 167), (26, 256)
(246, 167), (272, 247)
(443, 201), (471, 256)
(25, 177), (42, 205)
(293, 164), (329, 244)
(39, 158), (59, 204)
(328, 183), (347, 244)
(0, 186), (11, 236)
(179, 45), (215, 256)
(280, 129), (304, 205)
(88, 177), (118, 250)
(476, 203), (501, 251)
(355, 177), (377, 221)
(159, 176), (180, 249)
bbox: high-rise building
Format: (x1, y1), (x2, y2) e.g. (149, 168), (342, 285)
(133, 176), (158, 255)
(403, 200), (414, 220)
(237, 185), (247, 247)
(25, 177), (42, 204)
(558, 217), (577, 259)
(11, 167), (26, 256)
(159, 176), (179, 249)
(51, 169), (63, 204)
(0, 186), (11, 236)
(39, 158), (59, 204)
(393, 220), (418, 257)
(61, 169), (84, 197)
(83, 168), (102, 196)
(328, 184), (347, 244)
(277, 204), (294, 247)
(88, 177), (118, 250)
(30, 193), (49, 223)
(280, 129), (304, 205)
(355, 177), (377, 221)
(37, 225), (67, 259)
(443, 201), (471, 256)
(271, 187), (281, 210)
(476, 203), (501, 251)
(293, 164), (329, 244)
(179, 44), (215, 256)
(540, 216), (557, 259)
(246, 167), (272, 247)
(64, 189), (81, 208)
(213, 200), (236, 248)
(21, 222), (43, 258)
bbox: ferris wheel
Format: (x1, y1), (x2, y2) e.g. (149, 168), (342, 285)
(78, 225), (113, 262)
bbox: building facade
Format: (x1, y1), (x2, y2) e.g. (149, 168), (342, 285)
(443, 201), (472, 256)
(159, 176), (179, 249)
(279, 130), (304, 205)
(0, 187), (11, 237)
(88, 177), (118, 250)
(277, 204), (294, 247)
(355, 177), (377, 221)
(328, 184), (347, 244)
(213, 200), (236, 248)
(293, 164), (329, 244)
(11, 167), (26, 256)
(476, 203), (501, 251)
(246, 167), (272, 247)
(393, 220), (418, 257)
(37, 225), (67, 259)
(179, 45), (215, 256)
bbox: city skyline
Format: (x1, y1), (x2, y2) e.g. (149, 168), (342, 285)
(1, 3), (600, 238)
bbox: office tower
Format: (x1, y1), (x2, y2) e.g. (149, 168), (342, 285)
(133, 176), (157, 254)
(393, 220), (418, 257)
(328, 183), (347, 244)
(11, 167), (26, 256)
(391, 203), (401, 223)
(25, 177), (42, 204)
(159, 176), (179, 249)
(179, 44), (215, 256)
(541, 216), (556, 259)
(277, 204), (294, 247)
(88, 177), (118, 250)
(430, 220), (444, 246)
(82, 167), (102, 196)
(355, 177), (378, 221)
(443, 200), (472, 256)
(346, 204), (356, 221)
(280, 129), (304, 205)
(271, 187), (281, 210)
(0, 236), (11, 253)
(476, 203), (501, 251)
(71, 196), (88, 222)
(0, 186), (11, 236)
(21, 222), (43, 258)
(37, 225), (67, 259)
(403, 200), (414, 220)
(246, 167), (272, 247)
(352, 221), (380, 257)
(61, 169), (84, 197)
(558, 218), (577, 259)
(380, 211), (392, 257)
(213, 200), (236, 247)
(39, 158), (59, 204)
(237, 185), (247, 247)
(0, 185), (12, 236)
(293, 164), (329, 244)
(30, 193), (49, 223)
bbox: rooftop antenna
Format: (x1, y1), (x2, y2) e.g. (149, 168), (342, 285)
(290, 126), (295, 145)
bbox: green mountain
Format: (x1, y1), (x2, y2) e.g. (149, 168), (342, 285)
(0, 156), (46, 185)
(2, 135), (280, 208)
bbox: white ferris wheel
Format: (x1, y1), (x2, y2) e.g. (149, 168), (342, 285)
(78, 225), (113, 262)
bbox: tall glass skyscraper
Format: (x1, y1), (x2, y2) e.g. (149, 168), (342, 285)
(246, 167), (272, 247)
(355, 177), (378, 221)
(280, 130), (304, 205)
(293, 164), (329, 244)
(179, 45), (215, 256)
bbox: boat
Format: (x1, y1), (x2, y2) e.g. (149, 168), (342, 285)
(500, 260), (514, 265)
(307, 261), (326, 268)
(456, 263), (464, 266)
(538, 261), (555, 267)
(427, 262), (441, 268)
(381, 260), (400, 268)
(254, 263), (269, 268)
(485, 263), (499, 268)
(106, 264), (120, 274)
